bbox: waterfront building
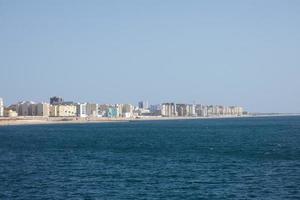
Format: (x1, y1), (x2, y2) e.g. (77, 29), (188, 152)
(36, 103), (50, 116)
(0, 98), (3, 117)
(230, 106), (243, 116)
(4, 109), (18, 117)
(16, 101), (35, 116)
(176, 104), (188, 117)
(201, 106), (208, 117)
(149, 104), (161, 115)
(187, 104), (196, 116)
(76, 103), (87, 117)
(15, 102), (49, 116)
(161, 103), (177, 117)
(86, 103), (98, 117)
(123, 112), (133, 118)
(122, 104), (133, 114)
(138, 101), (149, 109)
(49, 105), (77, 117)
(115, 104), (134, 117)
(107, 107), (118, 118)
(175, 104), (195, 117)
(195, 104), (208, 117)
(98, 104), (110, 117)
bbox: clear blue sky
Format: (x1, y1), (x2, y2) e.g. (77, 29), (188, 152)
(1, 0), (299, 113)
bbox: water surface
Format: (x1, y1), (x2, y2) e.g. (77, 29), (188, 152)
(0, 116), (299, 199)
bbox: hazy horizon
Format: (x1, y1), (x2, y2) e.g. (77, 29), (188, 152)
(1, 1), (300, 113)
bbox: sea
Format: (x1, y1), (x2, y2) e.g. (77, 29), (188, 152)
(0, 116), (299, 200)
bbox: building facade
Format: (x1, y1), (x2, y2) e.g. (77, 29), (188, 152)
(161, 103), (177, 117)
(16, 101), (35, 116)
(50, 96), (63, 105)
(4, 109), (18, 117)
(138, 101), (149, 109)
(0, 98), (3, 117)
(86, 103), (98, 117)
(107, 107), (118, 118)
(76, 103), (87, 117)
(50, 105), (77, 117)
(36, 103), (50, 117)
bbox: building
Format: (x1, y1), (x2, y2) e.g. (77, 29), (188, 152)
(138, 101), (149, 109)
(50, 96), (63, 105)
(195, 104), (208, 117)
(149, 104), (161, 115)
(176, 104), (187, 117)
(28, 103), (38, 116)
(49, 105), (77, 117)
(76, 103), (87, 117)
(175, 104), (195, 117)
(16, 101), (35, 116)
(229, 106), (243, 116)
(107, 107), (118, 118)
(0, 98), (3, 117)
(161, 103), (177, 117)
(4, 109), (18, 117)
(86, 103), (98, 117)
(15, 101), (49, 116)
(122, 104), (133, 115)
(98, 104), (110, 117)
(36, 103), (50, 117)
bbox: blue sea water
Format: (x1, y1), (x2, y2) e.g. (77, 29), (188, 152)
(0, 116), (300, 200)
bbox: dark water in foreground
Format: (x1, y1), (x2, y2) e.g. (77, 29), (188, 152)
(0, 116), (300, 200)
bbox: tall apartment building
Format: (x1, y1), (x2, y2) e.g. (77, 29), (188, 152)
(149, 104), (161, 115)
(16, 101), (34, 116)
(176, 104), (188, 117)
(36, 103), (50, 117)
(138, 101), (149, 109)
(107, 107), (118, 118)
(86, 103), (98, 117)
(98, 104), (110, 117)
(176, 104), (196, 117)
(0, 98), (4, 117)
(161, 103), (177, 117)
(76, 103), (87, 117)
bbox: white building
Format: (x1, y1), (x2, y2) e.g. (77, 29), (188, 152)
(76, 103), (87, 117)
(0, 98), (4, 117)
(161, 103), (177, 117)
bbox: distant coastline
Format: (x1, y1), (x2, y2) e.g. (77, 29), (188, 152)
(1, 114), (300, 127)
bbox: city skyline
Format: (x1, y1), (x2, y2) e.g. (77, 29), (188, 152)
(0, 96), (245, 118)
(1, 1), (300, 113)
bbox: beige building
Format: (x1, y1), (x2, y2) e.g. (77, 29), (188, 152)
(4, 109), (18, 117)
(50, 105), (77, 117)
(86, 103), (98, 117)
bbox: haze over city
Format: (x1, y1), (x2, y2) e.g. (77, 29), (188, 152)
(1, 0), (300, 113)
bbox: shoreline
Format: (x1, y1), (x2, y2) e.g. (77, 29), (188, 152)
(0, 114), (300, 127)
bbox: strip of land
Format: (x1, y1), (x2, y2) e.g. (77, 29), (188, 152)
(0, 114), (299, 126)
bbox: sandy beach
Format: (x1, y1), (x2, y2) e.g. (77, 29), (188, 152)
(1, 114), (299, 127)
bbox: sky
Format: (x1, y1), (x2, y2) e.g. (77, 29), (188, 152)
(0, 0), (299, 113)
